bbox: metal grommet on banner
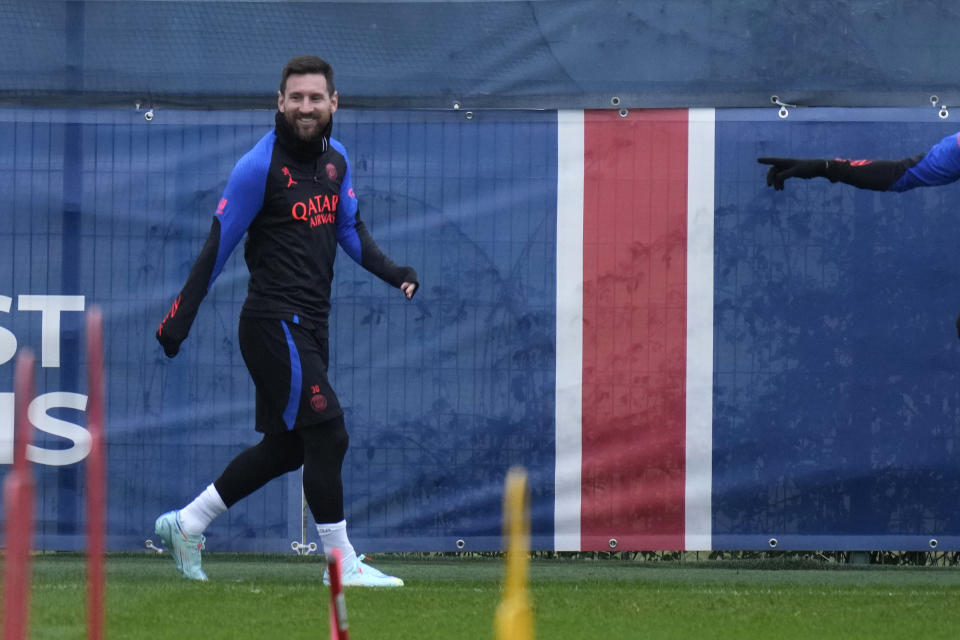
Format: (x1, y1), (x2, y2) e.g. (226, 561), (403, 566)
(929, 95), (948, 119)
(456, 538), (466, 549)
(135, 100), (155, 122)
(929, 538), (939, 549)
(618, 108), (628, 118)
(608, 538), (618, 549)
(768, 538), (778, 549)
(770, 96), (795, 119)
(610, 96), (621, 107)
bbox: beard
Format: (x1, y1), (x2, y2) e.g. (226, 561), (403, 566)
(285, 111), (328, 141)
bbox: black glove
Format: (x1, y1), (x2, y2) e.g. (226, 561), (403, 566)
(758, 157), (828, 190)
(156, 328), (181, 358)
(156, 295), (186, 358)
(955, 312), (960, 341)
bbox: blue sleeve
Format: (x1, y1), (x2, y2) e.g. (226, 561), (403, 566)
(330, 138), (417, 289)
(332, 138), (363, 264)
(208, 131), (274, 287)
(891, 132), (960, 192)
(157, 131), (272, 354)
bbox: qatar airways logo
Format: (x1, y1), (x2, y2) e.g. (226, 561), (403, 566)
(0, 295), (90, 467)
(291, 194), (338, 228)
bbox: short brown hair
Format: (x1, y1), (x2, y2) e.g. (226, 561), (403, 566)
(280, 56), (336, 96)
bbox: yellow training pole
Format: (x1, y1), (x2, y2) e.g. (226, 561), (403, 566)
(494, 466), (534, 640)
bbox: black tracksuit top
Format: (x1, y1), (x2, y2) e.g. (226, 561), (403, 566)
(157, 113), (416, 348)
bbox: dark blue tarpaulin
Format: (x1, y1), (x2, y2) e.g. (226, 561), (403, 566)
(2, 1), (960, 109)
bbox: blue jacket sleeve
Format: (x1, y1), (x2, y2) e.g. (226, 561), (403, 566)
(333, 139), (419, 291)
(156, 132), (273, 357)
(890, 132), (960, 192)
(819, 131), (960, 192)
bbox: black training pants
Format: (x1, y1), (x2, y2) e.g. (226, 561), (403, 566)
(212, 415), (349, 524)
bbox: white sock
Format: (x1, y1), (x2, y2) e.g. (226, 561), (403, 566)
(316, 520), (357, 568)
(179, 484), (227, 536)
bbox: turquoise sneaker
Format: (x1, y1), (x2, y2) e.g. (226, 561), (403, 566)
(154, 510), (208, 581)
(324, 554), (403, 587)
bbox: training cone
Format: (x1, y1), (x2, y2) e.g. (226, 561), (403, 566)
(328, 548), (350, 640)
(3, 351), (37, 640)
(494, 466), (533, 640)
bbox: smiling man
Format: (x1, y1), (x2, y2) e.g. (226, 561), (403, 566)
(153, 56), (418, 586)
(280, 66), (337, 140)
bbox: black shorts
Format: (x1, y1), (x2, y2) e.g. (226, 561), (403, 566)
(238, 316), (342, 433)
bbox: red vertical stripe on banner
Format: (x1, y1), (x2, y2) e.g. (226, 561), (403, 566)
(581, 110), (688, 550)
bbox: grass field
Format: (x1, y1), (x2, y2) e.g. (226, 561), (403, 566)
(9, 553), (960, 639)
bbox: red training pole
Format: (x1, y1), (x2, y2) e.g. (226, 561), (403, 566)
(3, 350), (36, 640)
(327, 548), (350, 640)
(86, 308), (106, 640)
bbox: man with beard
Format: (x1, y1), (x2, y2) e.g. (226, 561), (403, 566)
(153, 56), (417, 586)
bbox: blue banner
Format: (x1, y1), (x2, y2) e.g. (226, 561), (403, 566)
(4, 106), (960, 553)
(714, 108), (960, 550)
(0, 107), (558, 552)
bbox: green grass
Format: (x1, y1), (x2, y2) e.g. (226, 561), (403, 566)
(8, 553), (960, 639)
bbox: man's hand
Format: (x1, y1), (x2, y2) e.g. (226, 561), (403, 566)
(758, 157), (828, 190)
(398, 266), (419, 300)
(156, 294), (186, 358)
(156, 325), (182, 358)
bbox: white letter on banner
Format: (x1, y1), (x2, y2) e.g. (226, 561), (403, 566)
(0, 296), (17, 366)
(26, 392), (91, 466)
(0, 393), (12, 464)
(17, 295), (85, 368)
